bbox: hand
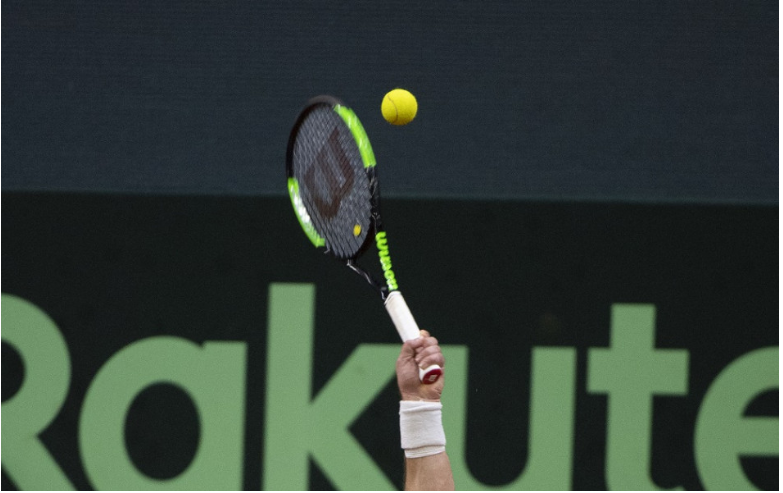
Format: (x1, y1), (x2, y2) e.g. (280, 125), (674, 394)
(396, 330), (445, 401)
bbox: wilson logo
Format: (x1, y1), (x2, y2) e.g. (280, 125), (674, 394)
(305, 127), (355, 220)
(375, 232), (398, 291)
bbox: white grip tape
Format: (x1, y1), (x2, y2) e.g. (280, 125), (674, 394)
(384, 291), (420, 342)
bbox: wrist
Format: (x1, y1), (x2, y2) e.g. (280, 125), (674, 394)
(400, 392), (440, 402)
(399, 400), (446, 458)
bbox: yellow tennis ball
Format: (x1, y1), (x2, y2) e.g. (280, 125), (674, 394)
(381, 88), (418, 125)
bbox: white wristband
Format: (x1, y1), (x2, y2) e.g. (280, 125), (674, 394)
(399, 400), (446, 458)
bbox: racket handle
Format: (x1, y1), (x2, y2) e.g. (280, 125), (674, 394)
(384, 291), (420, 341)
(384, 291), (443, 384)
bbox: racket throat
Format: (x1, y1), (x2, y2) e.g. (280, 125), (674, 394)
(345, 259), (390, 299)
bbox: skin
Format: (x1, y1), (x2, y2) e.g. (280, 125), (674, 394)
(396, 330), (455, 491)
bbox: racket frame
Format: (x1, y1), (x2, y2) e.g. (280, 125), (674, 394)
(286, 96), (392, 299)
(285, 95), (442, 384)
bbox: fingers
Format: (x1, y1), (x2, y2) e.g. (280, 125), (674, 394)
(415, 344), (444, 369)
(411, 332), (444, 369)
(396, 329), (445, 400)
(407, 330), (435, 350)
(399, 338), (417, 357)
(399, 330), (444, 371)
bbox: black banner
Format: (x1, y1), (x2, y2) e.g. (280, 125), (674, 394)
(2, 193), (778, 490)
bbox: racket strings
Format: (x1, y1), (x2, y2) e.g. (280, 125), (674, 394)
(292, 106), (373, 259)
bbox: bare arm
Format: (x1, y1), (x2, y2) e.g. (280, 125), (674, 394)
(396, 331), (455, 491)
(404, 452), (455, 491)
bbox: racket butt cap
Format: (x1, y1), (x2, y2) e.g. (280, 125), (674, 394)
(419, 365), (443, 384)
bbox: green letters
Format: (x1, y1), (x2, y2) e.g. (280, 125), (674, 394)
(694, 347), (778, 490)
(448, 347), (577, 490)
(263, 283), (397, 490)
(263, 283), (473, 490)
(587, 304), (689, 490)
(1, 294), (75, 490)
(79, 337), (246, 490)
(2, 290), (777, 491)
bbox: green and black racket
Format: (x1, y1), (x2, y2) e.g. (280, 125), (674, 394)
(286, 95), (442, 384)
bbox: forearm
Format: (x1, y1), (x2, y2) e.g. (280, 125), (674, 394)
(404, 453), (455, 491)
(397, 334), (454, 490)
(399, 400), (454, 490)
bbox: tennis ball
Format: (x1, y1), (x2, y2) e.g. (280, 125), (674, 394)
(381, 88), (418, 125)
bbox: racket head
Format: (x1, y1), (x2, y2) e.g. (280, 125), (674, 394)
(286, 96), (380, 260)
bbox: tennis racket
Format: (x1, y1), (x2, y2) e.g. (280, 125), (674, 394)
(285, 95), (442, 384)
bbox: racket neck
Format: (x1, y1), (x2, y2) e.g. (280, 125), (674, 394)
(346, 259), (390, 299)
